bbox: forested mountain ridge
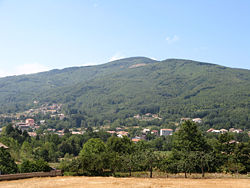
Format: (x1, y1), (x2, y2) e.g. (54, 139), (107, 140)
(0, 57), (250, 129)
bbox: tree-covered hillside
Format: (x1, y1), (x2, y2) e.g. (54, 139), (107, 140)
(0, 57), (250, 129)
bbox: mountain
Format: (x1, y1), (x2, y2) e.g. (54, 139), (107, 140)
(0, 57), (250, 129)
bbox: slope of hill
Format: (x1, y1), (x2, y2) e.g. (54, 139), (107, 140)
(0, 57), (249, 129)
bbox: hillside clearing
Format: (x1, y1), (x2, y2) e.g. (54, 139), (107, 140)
(0, 176), (249, 188)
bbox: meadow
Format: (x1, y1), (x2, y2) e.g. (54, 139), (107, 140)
(0, 176), (249, 188)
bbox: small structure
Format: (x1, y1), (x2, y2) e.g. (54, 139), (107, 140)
(211, 129), (220, 133)
(15, 123), (31, 131)
(151, 130), (158, 135)
(207, 128), (214, 132)
(228, 140), (239, 144)
(56, 130), (64, 136)
(132, 138), (141, 143)
(72, 131), (82, 135)
(25, 118), (35, 126)
(192, 118), (202, 123)
(58, 114), (65, 120)
(28, 132), (37, 137)
(220, 129), (228, 133)
(160, 129), (173, 136)
(106, 131), (116, 134)
(133, 114), (140, 119)
(0, 142), (8, 149)
(142, 128), (150, 134)
(181, 118), (191, 121)
(231, 129), (243, 133)
(40, 120), (46, 125)
(117, 131), (129, 138)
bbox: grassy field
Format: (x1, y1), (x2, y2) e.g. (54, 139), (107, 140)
(0, 176), (250, 188)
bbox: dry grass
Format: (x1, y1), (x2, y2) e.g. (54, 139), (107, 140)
(0, 176), (249, 188)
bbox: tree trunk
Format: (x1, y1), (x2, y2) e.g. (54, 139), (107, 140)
(201, 167), (205, 178)
(184, 171), (187, 178)
(150, 167), (153, 178)
(129, 169), (132, 177)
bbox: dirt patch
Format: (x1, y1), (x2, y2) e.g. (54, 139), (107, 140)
(129, 63), (147, 68)
(0, 176), (250, 188)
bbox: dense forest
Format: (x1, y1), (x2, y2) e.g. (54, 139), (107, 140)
(0, 121), (249, 177)
(0, 57), (250, 130)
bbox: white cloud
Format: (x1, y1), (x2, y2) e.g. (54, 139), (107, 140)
(109, 53), (125, 62)
(0, 70), (10, 78)
(15, 63), (49, 75)
(149, 57), (158, 61)
(0, 62), (50, 78)
(165, 35), (180, 44)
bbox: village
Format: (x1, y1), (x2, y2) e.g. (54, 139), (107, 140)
(0, 103), (248, 144)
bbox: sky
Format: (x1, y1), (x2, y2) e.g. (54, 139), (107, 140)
(0, 0), (250, 77)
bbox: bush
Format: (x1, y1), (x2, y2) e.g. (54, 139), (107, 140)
(19, 159), (51, 173)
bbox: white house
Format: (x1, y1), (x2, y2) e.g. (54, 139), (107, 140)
(142, 128), (150, 134)
(192, 118), (202, 123)
(160, 129), (173, 136)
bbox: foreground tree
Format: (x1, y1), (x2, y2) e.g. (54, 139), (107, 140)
(142, 149), (161, 178)
(193, 151), (214, 177)
(172, 120), (211, 178)
(135, 141), (161, 178)
(0, 147), (18, 174)
(79, 138), (109, 175)
(106, 136), (135, 175)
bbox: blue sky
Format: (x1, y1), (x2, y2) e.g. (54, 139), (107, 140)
(0, 0), (250, 77)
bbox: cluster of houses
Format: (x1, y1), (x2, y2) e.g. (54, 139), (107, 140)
(207, 128), (243, 134)
(107, 127), (174, 142)
(106, 127), (130, 138)
(133, 113), (162, 121)
(180, 117), (202, 124)
(1, 108), (249, 144)
(0, 103), (67, 137)
(0, 103), (64, 120)
(132, 128), (173, 142)
(14, 118), (39, 137)
(52, 128), (84, 136)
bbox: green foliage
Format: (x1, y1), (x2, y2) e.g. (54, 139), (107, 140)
(107, 136), (134, 154)
(0, 57), (250, 130)
(173, 120), (209, 152)
(172, 121), (211, 177)
(19, 159), (51, 173)
(0, 136), (20, 161)
(1, 124), (30, 144)
(79, 138), (109, 175)
(159, 152), (179, 174)
(0, 147), (18, 174)
(20, 141), (34, 160)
